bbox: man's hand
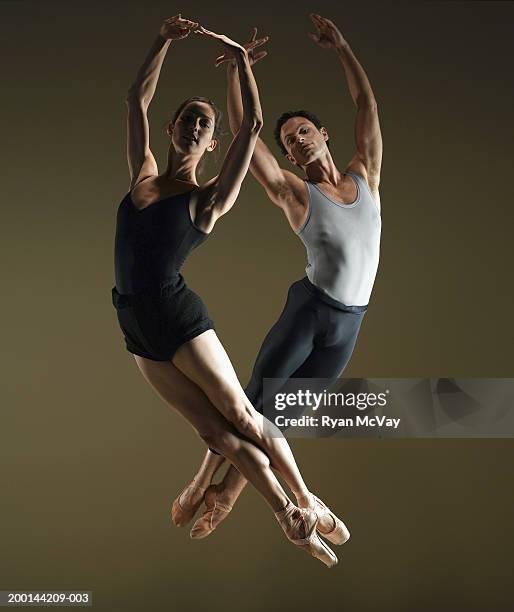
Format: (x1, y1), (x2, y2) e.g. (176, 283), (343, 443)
(214, 28), (269, 68)
(308, 13), (347, 49)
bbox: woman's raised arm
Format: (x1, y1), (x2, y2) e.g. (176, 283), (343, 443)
(125, 15), (198, 190)
(194, 27), (266, 220)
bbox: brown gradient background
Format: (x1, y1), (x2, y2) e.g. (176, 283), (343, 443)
(1, 1), (513, 610)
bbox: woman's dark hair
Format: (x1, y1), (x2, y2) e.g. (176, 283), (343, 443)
(171, 96), (224, 139)
(273, 109), (330, 156)
(168, 97), (224, 176)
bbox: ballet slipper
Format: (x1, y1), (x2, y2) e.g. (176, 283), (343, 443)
(311, 494), (351, 545)
(189, 484), (233, 539)
(275, 501), (338, 568)
(171, 480), (207, 527)
(297, 493), (350, 545)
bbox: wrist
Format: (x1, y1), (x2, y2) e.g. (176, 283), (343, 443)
(156, 33), (173, 46)
(335, 41), (350, 54)
(234, 47), (249, 60)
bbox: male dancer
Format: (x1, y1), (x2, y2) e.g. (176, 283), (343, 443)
(172, 14), (383, 538)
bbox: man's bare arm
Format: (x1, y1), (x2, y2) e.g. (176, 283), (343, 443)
(309, 14), (383, 190)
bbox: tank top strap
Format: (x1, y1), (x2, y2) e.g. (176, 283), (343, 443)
(344, 170), (379, 210)
(344, 169), (365, 185)
(295, 180), (314, 234)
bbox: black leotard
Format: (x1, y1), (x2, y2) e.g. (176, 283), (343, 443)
(114, 190), (208, 294)
(111, 190), (214, 360)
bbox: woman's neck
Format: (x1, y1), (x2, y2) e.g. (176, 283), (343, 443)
(164, 149), (199, 185)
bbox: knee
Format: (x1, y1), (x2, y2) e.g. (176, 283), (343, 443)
(198, 427), (270, 470)
(220, 397), (261, 439)
(252, 446), (271, 470)
(199, 428), (237, 456)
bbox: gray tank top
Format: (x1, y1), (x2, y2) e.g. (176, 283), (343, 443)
(296, 171), (381, 306)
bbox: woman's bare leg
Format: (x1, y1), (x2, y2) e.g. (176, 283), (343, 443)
(175, 331), (351, 541)
(172, 330), (311, 501)
(133, 354), (288, 511)
(133, 354), (338, 565)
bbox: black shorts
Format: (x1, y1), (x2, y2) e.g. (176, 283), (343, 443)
(111, 283), (214, 361)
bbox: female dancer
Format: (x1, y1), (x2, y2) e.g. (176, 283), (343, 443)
(111, 14), (345, 567)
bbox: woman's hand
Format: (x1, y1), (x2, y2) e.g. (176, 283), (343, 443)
(193, 26), (249, 56)
(214, 28), (269, 68)
(308, 13), (347, 49)
(159, 14), (198, 41)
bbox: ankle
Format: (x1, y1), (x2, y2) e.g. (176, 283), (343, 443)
(275, 503), (309, 540)
(296, 491), (315, 510)
(274, 500), (303, 526)
(191, 476), (209, 491)
(218, 485), (241, 506)
(274, 500), (293, 518)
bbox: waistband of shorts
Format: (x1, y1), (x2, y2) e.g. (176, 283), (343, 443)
(298, 277), (368, 313)
(111, 277), (184, 307)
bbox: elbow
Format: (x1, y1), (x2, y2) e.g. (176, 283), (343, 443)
(242, 115), (264, 134)
(356, 94), (377, 110)
(126, 88), (146, 106)
(252, 117), (264, 133)
(126, 86), (139, 101)
(126, 95), (149, 113)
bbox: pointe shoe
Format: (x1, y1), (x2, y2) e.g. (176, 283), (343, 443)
(275, 501), (338, 568)
(311, 494), (351, 546)
(171, 481), (207, 527)
(190, 485), (233, 539)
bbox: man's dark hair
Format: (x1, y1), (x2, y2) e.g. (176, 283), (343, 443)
(273, 110), (329, 156)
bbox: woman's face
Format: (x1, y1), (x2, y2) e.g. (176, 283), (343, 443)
(170, 101), (217, 156)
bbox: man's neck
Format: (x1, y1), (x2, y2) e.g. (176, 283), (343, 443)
(304, 152), (342, 185)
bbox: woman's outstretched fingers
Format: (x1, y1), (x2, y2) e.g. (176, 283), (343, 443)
(194, 26), (215, 37)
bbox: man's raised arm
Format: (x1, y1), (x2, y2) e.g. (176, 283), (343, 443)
(309, 14), (383, 191)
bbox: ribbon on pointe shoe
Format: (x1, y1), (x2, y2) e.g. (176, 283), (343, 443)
(274, 501), (338, 568)
(171, 481), (207, 527)
(190, 485), (233, 539)
(306, 494), (351, 546)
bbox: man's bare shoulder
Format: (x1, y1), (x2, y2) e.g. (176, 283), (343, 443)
(345, 158), (381, 208)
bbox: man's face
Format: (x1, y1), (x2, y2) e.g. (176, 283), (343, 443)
(280, 116), (328, 166)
